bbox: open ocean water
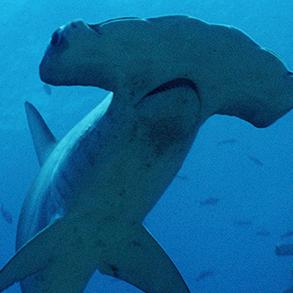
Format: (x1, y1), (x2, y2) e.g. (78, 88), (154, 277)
(0, 1), (293, 292)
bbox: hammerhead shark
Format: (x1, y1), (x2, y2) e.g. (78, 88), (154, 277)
(0, 15), (292, 292)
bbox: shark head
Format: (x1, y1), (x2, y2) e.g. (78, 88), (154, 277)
(40, 17), (196, 105)
(40, 15), (293, 127)
(39, 18), (172, 95)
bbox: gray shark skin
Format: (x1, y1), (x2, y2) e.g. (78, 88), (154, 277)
(0, 15), (293, 292)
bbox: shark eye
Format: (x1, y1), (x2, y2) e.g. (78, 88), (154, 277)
(50, 29), (62, 46)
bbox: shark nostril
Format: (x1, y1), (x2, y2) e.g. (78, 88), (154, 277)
(88, 24), (102, 35)
(71, 22), (78, 29)
(50, 29), (62, 46)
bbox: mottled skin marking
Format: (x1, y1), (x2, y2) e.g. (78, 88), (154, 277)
(118, 189), (126, 197)
(145, 162), (152, 168)
(142, 116), (190, 157)
(35, 274), (46, 283)
(95, 239), (106, 248)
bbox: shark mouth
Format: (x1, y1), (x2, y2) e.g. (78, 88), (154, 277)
(135, 78), (199, 107)
(144, 78), (198, 97)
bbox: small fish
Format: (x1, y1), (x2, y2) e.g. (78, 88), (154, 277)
(196, 270), (215, 282)
(247, 155), (264, 167)
(0, 203), (13, 224)
(42, 84), (52, 95)
(284, 286), (293, 293)
(217, 138), (238, 146)
(275, 243), (293, 256)
(281, 231), (293, 239)
(233, 219), (252, 227)
(199, 197), (220, 206)
(256, 229), (271, 237)
(176, 174), (188, 180)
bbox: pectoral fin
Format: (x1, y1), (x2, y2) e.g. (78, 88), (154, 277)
(0, 217), (97, 293)
(98, 224), (190, 293)
(0, 219), (63, 291)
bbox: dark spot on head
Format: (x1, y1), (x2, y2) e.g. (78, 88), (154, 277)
(128, 122), (139, 143)
(95, 239), (106, 248)
(287, 71), (293, 76)
(86, 153), (96, 167)
(47, 256), (54, 265)
(35, 273), (46, 283)
(196, 270), (216, 282)
(72, 236), (84, 249)
(130, 220), (136, 226)
(71, 22), (78, 29)
(118, 189), (125, 197)
(103, 215), (117, 222)
(145, 162), (152, 168)
(109, 264), (119, 278)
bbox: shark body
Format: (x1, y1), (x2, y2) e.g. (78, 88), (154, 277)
(3, 82), (201, 292)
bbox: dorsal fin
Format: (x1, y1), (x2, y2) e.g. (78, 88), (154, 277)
(24, 101), (57, 165)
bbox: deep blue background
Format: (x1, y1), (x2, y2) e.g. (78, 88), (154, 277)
(0, 1), (293, 292)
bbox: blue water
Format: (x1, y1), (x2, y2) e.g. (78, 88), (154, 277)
(0, 1), (293, 292)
